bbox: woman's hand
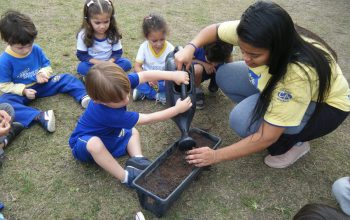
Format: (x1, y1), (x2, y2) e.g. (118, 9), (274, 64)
(175, 45), (196, 70)
(174, 97), (192, 114)
(23, 89), (37, 99)
(185, 146), (217, 167)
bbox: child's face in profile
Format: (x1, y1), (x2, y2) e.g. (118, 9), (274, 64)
(10, 43), (33, 56)
(147, 31), (166, 52)
(97, 95), (130, 108)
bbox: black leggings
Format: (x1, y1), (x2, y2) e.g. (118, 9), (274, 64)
(268, 104), (349, 155)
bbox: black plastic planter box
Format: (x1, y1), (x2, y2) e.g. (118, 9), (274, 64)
(133, 127), (221, 217)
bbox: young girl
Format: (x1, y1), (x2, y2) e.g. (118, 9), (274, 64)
(76, 0), (132, 77)
(69, 62), (192, 188)
(132, 13), (174, 105)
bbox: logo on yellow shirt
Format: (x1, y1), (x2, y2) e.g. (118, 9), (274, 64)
(277, 90), (293, 102)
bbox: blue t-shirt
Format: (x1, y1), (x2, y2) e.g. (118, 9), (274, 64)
(193, 47), (206, 62)
(0, 44), (50, 85)
(69, 73), (140, 146)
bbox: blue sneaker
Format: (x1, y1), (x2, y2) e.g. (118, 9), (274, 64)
(125, 157), (152, 170)
(37, 110), (55, 132)
(156, 92), (166, 105)
(132, 88), (146, 101)
(124, 166), (142, 188)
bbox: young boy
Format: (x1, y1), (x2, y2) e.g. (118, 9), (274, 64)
(0, 103), (23, 166)
(192, 40), (233, 109)
(0, 10), (90, 132)
(69, 62), (192, 188)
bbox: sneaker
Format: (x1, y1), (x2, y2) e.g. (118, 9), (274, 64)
(125, 156), (152, 170)
(124, 166), (142, 188)
(132, 88), (146, 101)
(264, 142), (310, 168)
(37, 110), (55, 132)
(208, 77), (218, 93)
(196, 91), (204, 110)
(155, 92), (166, 105)
(135, 211), (145, 220)
(4, 122), (24, 147)
(81, 95), (91, 108)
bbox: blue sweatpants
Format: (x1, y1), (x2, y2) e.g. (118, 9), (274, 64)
(134, 80), (165, 100)
(77, 57), (132, 76)
(0, 74), (87, 127)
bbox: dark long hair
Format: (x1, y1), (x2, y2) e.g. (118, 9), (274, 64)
(237, 1), (335, 126)
(78, 0), (121, 47)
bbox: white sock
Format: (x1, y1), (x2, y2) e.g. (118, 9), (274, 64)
(122, 170), (128, 183)
(133, 155), (143, 158)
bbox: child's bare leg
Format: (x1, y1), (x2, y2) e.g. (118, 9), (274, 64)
(194, 64), (204, 87)
(86, 136), (125, 181)
(125, 128), (152, 170)
(126, 128), (142, 157)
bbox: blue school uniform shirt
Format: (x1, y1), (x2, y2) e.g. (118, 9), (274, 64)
(193, 47), (206, 62)
(0, 44), (50, 84)
(69, 73), (140, 146)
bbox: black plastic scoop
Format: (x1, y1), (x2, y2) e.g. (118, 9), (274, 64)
(177, 80), (196, 151)
(165, 47), (197, 151)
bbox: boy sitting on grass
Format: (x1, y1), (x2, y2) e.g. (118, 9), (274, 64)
(69, 62), (192, 188)
(0, 10), (90, 133)
(192, 40), (233, 109)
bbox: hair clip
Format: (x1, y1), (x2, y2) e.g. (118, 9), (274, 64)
(144, 16), (152, 20)
(104, 0), (111, 5)
(87, 0), (94, 7)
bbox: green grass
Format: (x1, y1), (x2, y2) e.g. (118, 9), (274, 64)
(0, 0), (350, 219)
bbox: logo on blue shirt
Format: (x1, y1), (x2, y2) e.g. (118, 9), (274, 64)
(277, 90), (293, 102)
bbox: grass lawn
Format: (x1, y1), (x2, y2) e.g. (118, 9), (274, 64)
(0, 0), (349, 219)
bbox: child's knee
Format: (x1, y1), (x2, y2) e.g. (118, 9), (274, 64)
(131, 128), (140, 137)
(86, 136), (105, 154)
(229, 108), (250, 137)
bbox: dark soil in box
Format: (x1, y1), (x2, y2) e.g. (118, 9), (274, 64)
(135, 130), (217, 199)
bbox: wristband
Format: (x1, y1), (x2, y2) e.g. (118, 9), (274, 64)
(187, 42), (197, 50)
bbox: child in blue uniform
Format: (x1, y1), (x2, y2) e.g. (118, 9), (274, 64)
(132, 13), (175, 105)
(76, 0), (132, 77)
(0, 103), (23, 165)
(192, 40), (233, 109)
(69, 62), (192, 188)
(0, 10), (90, 132)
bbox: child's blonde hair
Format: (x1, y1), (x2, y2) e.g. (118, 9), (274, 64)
(85, 62), (130, 103)
(79, 0), (121, 47)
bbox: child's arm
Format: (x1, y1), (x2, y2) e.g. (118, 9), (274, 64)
(193, 59), (216, 74)
(0, 82), (26, 96)
(137, 70), (189, 85)
(137, 97), (192, 125)
(134, 62), (143, 73)
(108, 49), (122, 63)
(36, 66), (53, 83)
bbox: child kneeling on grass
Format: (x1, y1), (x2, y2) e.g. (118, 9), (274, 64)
(0, 10), (90, 133)
(69, 62), (192, 188)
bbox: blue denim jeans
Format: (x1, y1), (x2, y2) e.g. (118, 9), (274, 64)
(332, 177), (350, 215)
(215, 61), (316, 138)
